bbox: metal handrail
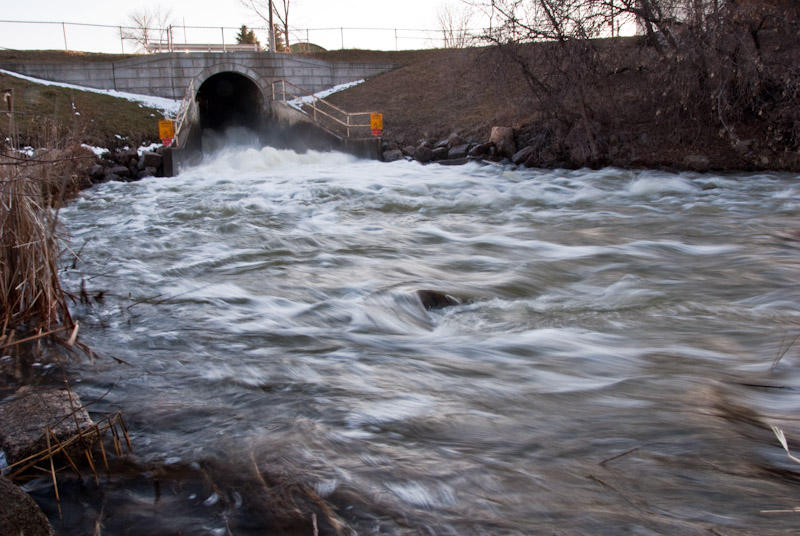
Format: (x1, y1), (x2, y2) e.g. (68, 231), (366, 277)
(271, 79), (379, 139)
(172, 79), (195, 143)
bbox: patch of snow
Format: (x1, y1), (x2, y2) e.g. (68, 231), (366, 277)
(286, 79), (365, 111)
(81, 144), (108, 156)
(17, 146), (35, 157)
(0, 69), (181, 116)
(138, 142), (162, 155)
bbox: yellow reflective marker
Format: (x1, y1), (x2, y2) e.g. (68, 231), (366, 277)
(159, 119), (176, 147)
(370, 113), (383, 136)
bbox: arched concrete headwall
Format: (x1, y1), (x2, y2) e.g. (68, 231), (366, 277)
(189, 63), (270, 114)
(0, 51), (395, 101)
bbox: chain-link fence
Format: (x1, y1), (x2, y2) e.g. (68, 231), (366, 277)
(0, 20), (481, 54)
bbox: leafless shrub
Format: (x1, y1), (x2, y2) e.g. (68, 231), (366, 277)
(438, 3), (476, 48)
(121, 7), (175, 52)
(469, 0), (800, 166)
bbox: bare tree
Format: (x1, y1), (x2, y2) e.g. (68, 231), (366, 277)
(438, 3), (475, 48)
(121, 7), (174, 52)
(241, 0), (292, 52)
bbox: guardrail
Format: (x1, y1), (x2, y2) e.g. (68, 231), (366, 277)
(146, 42), (261, 53)
(0, 19), (462, 54)
(172, 79), (196, 146)
(271, 79), (378, 141)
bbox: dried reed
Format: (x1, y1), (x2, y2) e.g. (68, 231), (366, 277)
(1, 150), (75, 341)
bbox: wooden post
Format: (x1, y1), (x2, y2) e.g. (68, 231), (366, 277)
(62, 22), (68, 51)
(346, 114), (350, 138)
(340, 27), (344, 50)
(221, 27), (225, 52)
(120, 26), (125, 54)
(268, 0), (276, 52)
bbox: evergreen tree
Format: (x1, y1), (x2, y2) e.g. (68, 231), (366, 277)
(235, 24), (260, 46)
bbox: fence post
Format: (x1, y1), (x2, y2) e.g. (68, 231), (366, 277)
(395, 29), (398, 51)
(62, 22), (68, 52)
(221, 27), (225, 52)
(346, 114), (350, 138)
(120, 26), (125, 54)
(340, 27), (344, 50)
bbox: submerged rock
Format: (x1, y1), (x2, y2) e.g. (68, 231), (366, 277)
(0, 386), (95, 464)
(432, 146), (449, 161)
(414, 145), (434, 163)
(468, 142), (493, 159)
(416, 290), (460, 310)
(382, 149), (404, 162)
(448, 144), (470, 160)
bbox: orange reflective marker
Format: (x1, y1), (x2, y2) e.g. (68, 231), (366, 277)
(159, 119), (175, 147)
(370, 113), (383, 137)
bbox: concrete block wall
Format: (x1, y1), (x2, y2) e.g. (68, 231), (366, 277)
(0, 52), (395, 101)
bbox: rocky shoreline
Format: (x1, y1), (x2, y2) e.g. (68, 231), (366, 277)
(379, 125), (790, 173)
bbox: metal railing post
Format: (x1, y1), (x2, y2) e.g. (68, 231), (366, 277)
(62, 22), (68, 51)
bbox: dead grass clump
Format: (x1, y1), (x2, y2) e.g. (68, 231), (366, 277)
(0, 152), (74, 341)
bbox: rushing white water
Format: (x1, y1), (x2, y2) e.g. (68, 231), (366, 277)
(60, 142), (800, 534)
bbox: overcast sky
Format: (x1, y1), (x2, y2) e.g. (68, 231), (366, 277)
(0, 0), (480, 53)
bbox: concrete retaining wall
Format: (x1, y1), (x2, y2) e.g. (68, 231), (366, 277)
(0, 51), (395, 100)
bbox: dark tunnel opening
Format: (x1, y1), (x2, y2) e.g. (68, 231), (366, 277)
(196, 72), (264, 132)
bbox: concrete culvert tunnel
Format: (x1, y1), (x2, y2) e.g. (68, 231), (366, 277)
(196, 72), (264, 131)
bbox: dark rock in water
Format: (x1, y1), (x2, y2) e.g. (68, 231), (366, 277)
(0, 386), (95, 464)
(432, 146), (449, 160)
(490, 126), (516, 158)
(434, 137), (450, 149)
(402, 145), (416, 156)
(414, 145), (434, 163)
(108, 165), (130, 179)
(448, 144), (470, 159)
(447, 133), (466, 148)
(138, 167), (158, 180)
(702, 183), (719, 191)
(0, 476), (54, 536)
(115, 148), (138, 167)
(469, 142), (493, 158)
(139, 151), (163, 170)
(512, 146), (536, 165)
(416, 290), (460, 310)
(438, 157), (469, 166)
(88, 164), (105, 180)
(382, 149), (404, 162)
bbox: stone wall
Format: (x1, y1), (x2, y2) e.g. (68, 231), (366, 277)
(0, 51), (395, 100)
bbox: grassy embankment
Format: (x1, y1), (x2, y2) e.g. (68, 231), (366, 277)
(0, 69), (165, 150)
(1, 64), (167, 386)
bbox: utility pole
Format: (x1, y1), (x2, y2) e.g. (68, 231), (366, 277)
(268, 0), (276, 52)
